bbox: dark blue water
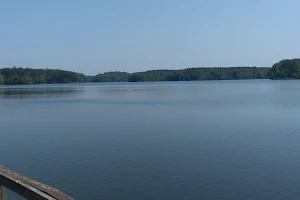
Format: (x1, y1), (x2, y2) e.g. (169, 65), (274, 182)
(1, 80), (300, 200)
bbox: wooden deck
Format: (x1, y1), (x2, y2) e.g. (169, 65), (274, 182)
(0, 165), (73, 200)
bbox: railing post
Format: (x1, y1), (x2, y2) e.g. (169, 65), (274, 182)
(0, 185), (6, 200)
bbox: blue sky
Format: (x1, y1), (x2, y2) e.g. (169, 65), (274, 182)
(1, 0), (300, 75)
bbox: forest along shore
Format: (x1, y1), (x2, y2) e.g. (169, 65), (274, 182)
(0, 59), (299, 85)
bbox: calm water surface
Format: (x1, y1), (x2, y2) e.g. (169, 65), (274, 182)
(1, 80), (300, 200)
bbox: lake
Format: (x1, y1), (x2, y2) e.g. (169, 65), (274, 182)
(1, 80), (300, 200)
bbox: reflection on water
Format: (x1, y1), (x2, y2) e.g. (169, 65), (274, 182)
(2, 81), (300, 108)
(0, 85), (85, 99)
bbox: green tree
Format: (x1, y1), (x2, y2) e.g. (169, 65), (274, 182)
(0, 67), (88, 85)
(0, 74), (5, 84)
(269, 59), (300, 79)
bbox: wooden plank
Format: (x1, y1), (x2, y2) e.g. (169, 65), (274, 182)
(0, 166), (73, 200)
(0, 185), (6, 200)
(0, 175), (56, 200)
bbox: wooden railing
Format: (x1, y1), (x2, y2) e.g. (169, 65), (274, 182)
(0, 166), (73, 200)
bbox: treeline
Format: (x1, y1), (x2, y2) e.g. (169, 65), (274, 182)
(269, 59), (300, 79)
(2, 59), (300, 85)
(0, 67), (87, 85)
(91, 67), (270, 82)
(90, 72), (129, 82)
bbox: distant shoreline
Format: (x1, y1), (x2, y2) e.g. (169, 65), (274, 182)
(90, 67), (270, 83)
(1, 59), (300, 85)
(0, 66), (270, 85)
(0, 79), (276, 87)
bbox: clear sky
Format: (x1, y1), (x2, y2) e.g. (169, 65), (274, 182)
(1, 0), (300, 75)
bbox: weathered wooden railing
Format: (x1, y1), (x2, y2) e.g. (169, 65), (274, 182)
(0, 166), (73, 200)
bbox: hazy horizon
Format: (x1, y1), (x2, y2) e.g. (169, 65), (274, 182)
(1, 0), (300, 75)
